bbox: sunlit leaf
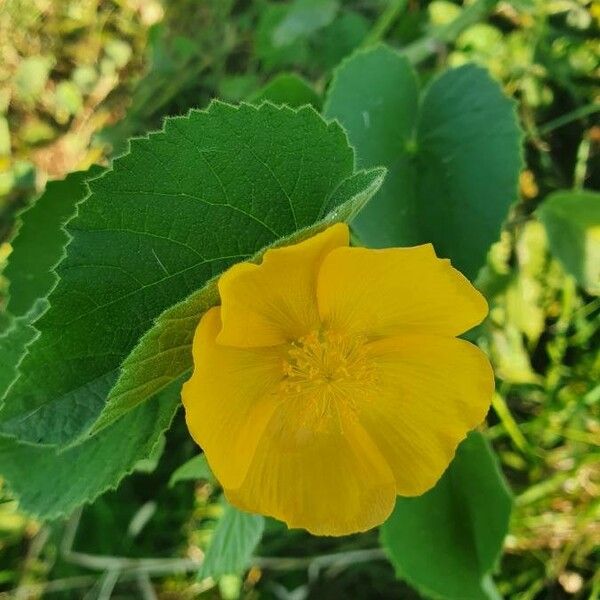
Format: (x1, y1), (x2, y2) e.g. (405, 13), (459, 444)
(325, 44), (523, 280)
(537, 189), (600, 295)
(199, 503), (265, 579)
(0, 382), (180, 519)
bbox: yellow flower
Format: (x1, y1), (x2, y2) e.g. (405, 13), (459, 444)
(182, 224), (493, 536)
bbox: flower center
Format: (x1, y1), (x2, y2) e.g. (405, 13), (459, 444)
(281, 329), (374, 395)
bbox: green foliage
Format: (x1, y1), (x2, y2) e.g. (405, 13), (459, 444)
(254, 2), (366, 75)
(5, 168), (102, 317)
(1, 1), (598, 598)
(169, 454), (215, 487)
(325, 44), (523, 280)
(248, 73), (322, 109)
(325, 46), (419, 247)
(0, 168), (100, 411)
(381, 432), (512, 600)
(482, 216), (599, 597)
(199, 503), (265, 580)
(272, 0), (339, 47)
(537, 189), (600, 295)
(0, 383), (179, 519)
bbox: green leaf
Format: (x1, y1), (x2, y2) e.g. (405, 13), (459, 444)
(256, 4), (310, 72)
(380, 432), (512, 600)
(0, 383), (179, 520)
(90, 167), (385, 436)
(248, 73), (321, 110)
(325, 46), (419, 249)
(199, 503), (265, 579)
(324, 45), (523, 280)
(537, 189), (600, 295)
(0, 168), (101, 411)
(310, 9), (369, 71)
(272, 0), (339, 47)
(0, 311), (38, 405)
(5, 167), (102, 318)
(0, 166), (182, 517)
(169, 454), (215, 488)
(1, 101), (385, 446)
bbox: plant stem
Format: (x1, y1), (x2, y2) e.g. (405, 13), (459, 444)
(573, 134), (591, 189)
(537, 103), (600, 136)
(492, 391), (531, 455)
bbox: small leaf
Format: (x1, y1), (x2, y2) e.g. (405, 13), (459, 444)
(0, 382), (179, 520)
(537, 189), (600, 295)
(248, 73), (321, 109)
(169, 454), (215, 488)
(380, 432), (512, 600)
(272, 0), (339, 47)
(325, 45), (523, 280)
(5, 167), (103, 318)
(1, 102), (384, 446)
(256, 4), (310, 71)
(0, 168), (101, 412)
(199, 503), (265, 580)
(310, 9), (369, 71)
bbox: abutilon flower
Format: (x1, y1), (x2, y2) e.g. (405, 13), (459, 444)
(182, 224), (494, 536)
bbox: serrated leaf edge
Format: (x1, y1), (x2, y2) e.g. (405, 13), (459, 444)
(0, 401), (180, 521)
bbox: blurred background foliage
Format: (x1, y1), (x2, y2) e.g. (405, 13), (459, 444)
(0, 0), (598, 598)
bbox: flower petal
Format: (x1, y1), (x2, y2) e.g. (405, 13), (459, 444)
(225, 396), (396, 536)
(218, 224), (349, 348)
(317, 245), (488, 338)
(357, 334), (494, 496)
(181, 307), (285, 489)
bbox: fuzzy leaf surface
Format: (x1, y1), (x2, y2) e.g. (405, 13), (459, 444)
(0, 383), (179, 519)
(0, 169), (100, 412)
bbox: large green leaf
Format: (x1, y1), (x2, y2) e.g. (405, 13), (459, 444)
(199, 503), (265, 580)
(324, 44), (523, 280)
(537, 189), (600, 295)
(0, 101), (385, 446)
(0, 170), (181, 521)
(0, 382), (179, 520)
(380, 432), (512, 600)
